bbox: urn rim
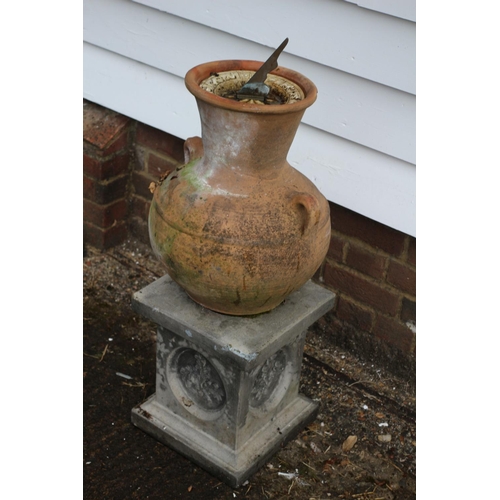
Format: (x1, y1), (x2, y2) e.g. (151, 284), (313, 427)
(185, 60), (317, 114)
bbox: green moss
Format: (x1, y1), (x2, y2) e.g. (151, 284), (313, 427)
(159, 229), (178, 259)
(179, 158), (204, 191)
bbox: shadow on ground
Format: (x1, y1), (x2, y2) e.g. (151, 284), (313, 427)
(83, 238), (416, 500)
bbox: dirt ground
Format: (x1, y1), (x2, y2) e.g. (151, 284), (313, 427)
(83, 238), (416, 500)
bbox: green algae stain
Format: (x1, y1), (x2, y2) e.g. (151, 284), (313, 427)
(178, 158), (205, 191)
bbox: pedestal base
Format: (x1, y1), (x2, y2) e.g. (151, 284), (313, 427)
(131, 275), (335, 488)
(132, 393), (318, 488)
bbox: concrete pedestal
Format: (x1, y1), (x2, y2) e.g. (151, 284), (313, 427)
(131, 275), (335, 488)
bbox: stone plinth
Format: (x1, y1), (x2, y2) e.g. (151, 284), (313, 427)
(131, 275), (335, 488)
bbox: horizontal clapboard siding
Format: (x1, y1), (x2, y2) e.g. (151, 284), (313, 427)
(343, 0), (415, 22)
(133, 0), (416, 94)
(83, 0), (415, 236)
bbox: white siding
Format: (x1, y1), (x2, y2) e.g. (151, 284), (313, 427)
(83, 0), (415, 236)
(343, 0), (415, 22)
(133, 0), (415, 93)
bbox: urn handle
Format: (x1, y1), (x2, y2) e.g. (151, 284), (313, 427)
(292, 193), (321, 235)
(184, 136), (204, 164)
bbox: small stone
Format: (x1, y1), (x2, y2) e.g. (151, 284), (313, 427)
(310, 442), (321, 454)
(378, 434), (392, 443)
(342, 435), (358, 452)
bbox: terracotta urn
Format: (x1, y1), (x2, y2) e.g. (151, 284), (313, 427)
(149, 60), (331, 315)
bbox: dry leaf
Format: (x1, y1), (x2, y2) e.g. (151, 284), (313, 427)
(307, 422), (321, 432)
(323, 459), (335, 473)
(342, 435), (358, 452)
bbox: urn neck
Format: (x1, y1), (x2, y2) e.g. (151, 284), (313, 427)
(197, 99), (305, 177)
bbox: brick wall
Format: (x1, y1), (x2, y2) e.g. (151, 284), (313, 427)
(83, 100), (416, 366)
(83, 100), (184, 248)
(83, 101), (131, 248)
(315, 203), (416, 372)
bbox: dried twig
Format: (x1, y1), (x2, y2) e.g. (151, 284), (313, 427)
(301, 461), (318, 472)
(83, 352), (100, 360)
(344, 459), (365, 471)
(348, 378), (390, 387)
(99, 344), (108, 362)
(83, 345), (109, 362)
(122, 381), (146, 388)
(383, 458), (404, 474)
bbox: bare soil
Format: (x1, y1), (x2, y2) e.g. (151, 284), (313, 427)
(83, 238), (416, 500)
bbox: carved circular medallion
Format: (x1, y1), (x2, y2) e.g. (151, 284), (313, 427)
(171, 348), (226, 412)
(250, 349), (288, 408)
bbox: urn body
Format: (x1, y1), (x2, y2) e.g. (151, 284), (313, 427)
(149, 61), (331, 315)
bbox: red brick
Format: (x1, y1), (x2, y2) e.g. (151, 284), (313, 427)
(372, 314), (415, 353)
(83, 176), (94, 200)
(401, 297), (416, 324)
(387, 260), (416, 296)
(83, 129), (129, 160)
(83, 174), (128, 205)
(136, 123), (184, 161)
(83, 154), (101, 178)
(345, 243), (387, 279)
(132, 171), (157, 200)
(330, 202), (406, 257)
(326, 234), (345, 262)
(147, 151), (180, 178)
(83, 100), (130, 151)
(83, 152), (129, 180)
(83, 221), (128, 249)
(336, 296), (374, 332)
(101, 130), (129, 157)
(83, 199), (128, 229)
(323, 261), (400, 316)
(407, 237), (416, 267)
